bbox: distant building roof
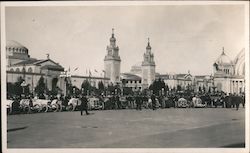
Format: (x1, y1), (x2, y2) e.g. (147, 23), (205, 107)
(120, 73), (141, 81)
(176, 74), (189, 78)
(71, 75), (110, 80)
(41, 65), (64, 71)
(195, 75), (206, 79)
(155, 74), (171, 79)
(12, 59), (40, 66)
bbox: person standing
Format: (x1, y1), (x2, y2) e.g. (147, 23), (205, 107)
(242, 94), (245, 108)
(137, 93), (142, 110)
(116, 95), (121, 109)
(135, 94), (140, 110)
(80, 94), (89, 116)
(151, 93), (156, 110)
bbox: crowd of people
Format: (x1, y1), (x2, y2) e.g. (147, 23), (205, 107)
(7, 90), (245, 115)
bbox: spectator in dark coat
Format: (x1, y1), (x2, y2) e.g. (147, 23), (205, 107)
(151, 94), (156, 110)
(79, 94), (89, 116)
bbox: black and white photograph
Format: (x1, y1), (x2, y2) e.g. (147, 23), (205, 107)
(1, 1), (249, 153)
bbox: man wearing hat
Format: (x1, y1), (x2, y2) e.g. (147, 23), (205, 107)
(79, 93), (89, 116)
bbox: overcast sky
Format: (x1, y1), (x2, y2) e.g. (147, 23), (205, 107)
(5, 5), (245, 76)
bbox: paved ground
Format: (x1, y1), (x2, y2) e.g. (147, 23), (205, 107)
(7, 108), (245, 148)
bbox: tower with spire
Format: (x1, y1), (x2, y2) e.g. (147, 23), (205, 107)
(104, 28), (121, 84)
(141, 38), (156, 89)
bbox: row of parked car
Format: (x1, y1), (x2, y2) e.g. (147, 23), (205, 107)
(7, 96), (104, 114)
(7, 95), (211, 115)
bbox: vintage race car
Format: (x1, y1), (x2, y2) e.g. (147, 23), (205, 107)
(50, 99), (63, 112)
(176, 98), (189, 108)
(88, 97), (103, 110)
(20, 99), (51, 113)
(7, 99), (14, 114)
(67, 98), (81, 111)
(192, 97), (206, 108)
(147, 98), (160, 109)
(67, 97), (103, 111)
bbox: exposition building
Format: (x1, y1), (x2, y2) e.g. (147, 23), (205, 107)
(6, 30), (245, 96)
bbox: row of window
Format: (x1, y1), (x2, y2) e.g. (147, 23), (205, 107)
(223, 69), (230, 74)
(9, 67), (33, 73)
(7, 48), (27, 54)
(126, 80), (141, 84)
(129, 87), (142, 90)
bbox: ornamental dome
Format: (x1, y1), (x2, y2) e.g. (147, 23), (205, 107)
(146, 44), (151, 50)
(215, 48), (232, 64)
(6, 40), (28, 50)
(146, 38), (151, 50)
(110, 35), (116, 42)
(110, 28), (116, 42)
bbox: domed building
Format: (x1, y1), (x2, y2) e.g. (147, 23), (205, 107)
(213, 47), (245, 94)
(6, 40), (65, 93)
(6, 40), (31, 66)
(213, 47), (234, 77)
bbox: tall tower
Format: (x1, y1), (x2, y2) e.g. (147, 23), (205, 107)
(141, 38), (156, 89)
(104, 28), (121, 84)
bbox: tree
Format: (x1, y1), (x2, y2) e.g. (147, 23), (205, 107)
(81, 80), (91, 90)
(11, 76), (24, 97)
(35, 76), (46, 98)
(177, 85), (182, 91)
(98, 81), (105, 91)
(7, 82), (14, 97)
(107, 83), (115, 94)
(203, 85), (206, 93)
(199, 86), (202, 93)
(149, 78), (166, 95)
(123, 87), (133, 95)
(208, 87), (211, 93)
(165, 84), (169, 92)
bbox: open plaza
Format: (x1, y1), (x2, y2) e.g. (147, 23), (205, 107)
(7, 107), (245, 148)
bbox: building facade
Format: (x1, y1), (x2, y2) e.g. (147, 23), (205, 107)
(120, 73), (142, 91)
(6, 40), (110, 96)
(141, 38), (156, 89)
(213, 48), (245, 94)
(6, 40), (65, 93)
(104, 29), (121, 84)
